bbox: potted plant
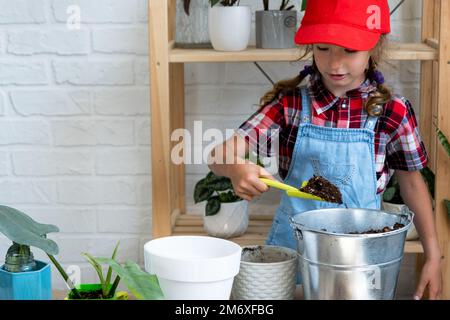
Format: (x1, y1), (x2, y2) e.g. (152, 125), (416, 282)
(208, 0), (252, 51)
(194, 171), (249, 238)
(231, 245), (298, 300)
(256, 0), (303, 49)
(177, 0), (211, 48)
(0, 205), (59, 300)
(49, 242), (164, 300)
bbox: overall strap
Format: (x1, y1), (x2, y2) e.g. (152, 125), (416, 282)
(300, 86), (312, 124)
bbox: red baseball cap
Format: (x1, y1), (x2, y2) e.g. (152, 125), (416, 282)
(295, 0), (390, 51)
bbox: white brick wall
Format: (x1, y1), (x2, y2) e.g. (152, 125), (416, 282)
(0, 0), (423, 290)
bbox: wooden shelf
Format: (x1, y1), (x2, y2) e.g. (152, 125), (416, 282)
(173, 214), (424, 253)
(169, 42), (438, 63)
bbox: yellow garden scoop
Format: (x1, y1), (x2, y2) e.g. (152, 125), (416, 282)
(259, 178), (324, 201)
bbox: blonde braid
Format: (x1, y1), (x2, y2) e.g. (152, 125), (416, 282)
(364, 36), (392, 116)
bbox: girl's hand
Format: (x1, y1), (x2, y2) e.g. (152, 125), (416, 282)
(414, 257), (442, 300)
(228, 161), (275, 202)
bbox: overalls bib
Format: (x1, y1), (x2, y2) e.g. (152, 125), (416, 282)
(266, 86), (381, 253)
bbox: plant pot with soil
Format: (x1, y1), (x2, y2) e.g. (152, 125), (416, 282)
(0, 205), (59, 300)
(177, 0), (211, 48)
(208, 0), (251, 51)
(255, 0), (303, 49)
(231, 245), (298, 300)
(194, 171), (249, 238)
(50, 241), (164, 300)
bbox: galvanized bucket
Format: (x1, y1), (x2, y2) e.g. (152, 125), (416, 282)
(290, 208), (413, 300)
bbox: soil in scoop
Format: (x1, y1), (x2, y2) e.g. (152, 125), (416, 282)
(241, 246), (292, 263)
(299, 175), (343, 204)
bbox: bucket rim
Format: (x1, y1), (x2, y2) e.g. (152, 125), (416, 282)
(289, 207), (414, 238)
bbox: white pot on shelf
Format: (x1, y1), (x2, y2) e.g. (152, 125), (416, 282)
(203, 200), (249, 239)
(208, 6), (251, 51)
(381, 201), (419, 241)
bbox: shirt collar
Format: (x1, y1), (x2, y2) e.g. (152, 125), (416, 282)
(307, 71), (378, 115)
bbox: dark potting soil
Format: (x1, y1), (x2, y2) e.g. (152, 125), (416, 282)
(241, 246), (293, 263)
(317, 223), (405, 234)
(69, 289), (113, 300)
(349, 223), (405, 234)
(299, 175), (343, 204)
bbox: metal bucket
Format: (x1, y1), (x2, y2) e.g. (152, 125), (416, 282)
(290, 208), (413, 300)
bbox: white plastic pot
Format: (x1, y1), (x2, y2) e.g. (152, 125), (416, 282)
(208, 6), (251, 51)
(203, 200), (249, 238)
(144, 236), (242, 300)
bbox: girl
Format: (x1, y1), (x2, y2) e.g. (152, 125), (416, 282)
(208, 0), (442, 299)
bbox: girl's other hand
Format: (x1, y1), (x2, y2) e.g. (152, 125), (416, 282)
(414, 257), (442, 300)
(228, 161), (275, 202)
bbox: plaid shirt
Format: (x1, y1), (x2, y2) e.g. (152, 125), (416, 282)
(236, 72), (428, 194)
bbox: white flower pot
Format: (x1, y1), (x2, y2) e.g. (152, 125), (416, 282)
(203, 200), (249, 238)
(144, 236), (242, 300)
(381, 201), (419, 240)
(208, 6), (251, 51)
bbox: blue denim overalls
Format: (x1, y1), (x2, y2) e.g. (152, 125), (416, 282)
(266, 86), (382, 278)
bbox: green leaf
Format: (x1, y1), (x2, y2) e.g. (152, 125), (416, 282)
(219, 190), (240, 203)
(445, 199), (450, 219)
(206, 196), (221, 216)
(0, 205), (59, 255)
(205, 171), (234, 191)
(301, 0), (307, 11)
(210, 177), (233, 191)
(98, 259), (164, 300)
(436, 128), (450, 157)
(210, 0), (221, 7)
(105, 241), (120, 295)
(81, 252), (107, 296)
(193, 178), (213, 203)
(383, 187), (397, 202)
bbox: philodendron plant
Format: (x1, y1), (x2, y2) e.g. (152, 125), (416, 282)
(0, 205), (59, 273)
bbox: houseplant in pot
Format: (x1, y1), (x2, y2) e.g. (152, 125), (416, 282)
(256, 0), (302, 49)
(0, 205), (59, 300)
(208, 0), (251, 51)
(177, 0), (211, 48)
(50, 241), (164, 300)
(194, 171), (248, 238)
(231, 245), (298, 300)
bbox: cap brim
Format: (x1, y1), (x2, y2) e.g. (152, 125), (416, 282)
(295, 23), (381, 51)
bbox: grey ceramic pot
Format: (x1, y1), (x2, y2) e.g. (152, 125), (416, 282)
(255, 10), (297, 49)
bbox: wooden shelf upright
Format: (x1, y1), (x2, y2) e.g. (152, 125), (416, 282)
(149, 0), (450, 298)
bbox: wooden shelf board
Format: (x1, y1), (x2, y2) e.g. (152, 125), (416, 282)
(169, 43), (437, 63)
(172, 214), (424, 253)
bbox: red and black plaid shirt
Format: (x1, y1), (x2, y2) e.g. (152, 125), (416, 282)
(236, 72), (428, 194)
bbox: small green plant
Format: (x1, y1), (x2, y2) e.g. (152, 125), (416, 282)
(51, 241), (164, 300)
(184, 0), (239, 15)
(194, 171), (242, 216)
(262, 0), (295, 11)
